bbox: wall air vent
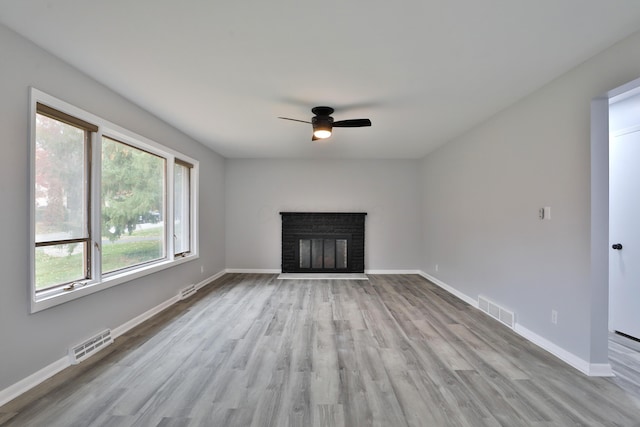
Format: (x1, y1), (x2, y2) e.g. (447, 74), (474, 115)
(478, 296), (515, 329)
(180, 284), (196, 300)
(68, 329), (113, 364)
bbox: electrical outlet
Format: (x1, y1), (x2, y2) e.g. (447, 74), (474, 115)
(551, 310), (558, 324)
(435, 264), (439, 272)
(200, 265), (204, 274)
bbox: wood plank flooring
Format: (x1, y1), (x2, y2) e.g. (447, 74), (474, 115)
(2, 274), (640, 426)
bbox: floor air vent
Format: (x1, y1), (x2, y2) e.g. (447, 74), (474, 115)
(69, 329), (113, 364)
(478, 296), (515, 329)
(180, 284), (196, 300)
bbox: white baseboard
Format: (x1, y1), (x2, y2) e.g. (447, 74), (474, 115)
(418, 271), (478, 308)
(587, 363), (615, 377)
(195, 270), (226, 290)
(365, 269), (422, 275)
(0, 269), (228, 408)
(0, 356), (69, 408)
(225, 268), (281, 274)
(514, 324), (613, 377)
(111, 296), (179, 339)
(417, 270), (613, 377)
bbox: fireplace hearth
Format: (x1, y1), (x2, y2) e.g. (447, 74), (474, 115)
(280, 212), (366, 273)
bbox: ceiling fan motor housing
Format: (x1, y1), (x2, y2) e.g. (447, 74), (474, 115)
(312, 115), (334, 129)
(311, 106), (334, 116)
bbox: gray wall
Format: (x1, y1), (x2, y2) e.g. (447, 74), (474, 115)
(0, 24), (225, 391)
(420, 29), (640, 363)
(225, 159), (423, 271)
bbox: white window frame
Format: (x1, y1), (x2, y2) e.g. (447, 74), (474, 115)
(29, 88), (199, 313)
(173, 160), (194, 257)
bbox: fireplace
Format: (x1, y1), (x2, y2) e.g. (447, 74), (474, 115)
(280, 212), (366, 273)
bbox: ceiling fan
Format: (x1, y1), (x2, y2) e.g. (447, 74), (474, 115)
(278, 106), (372, 141)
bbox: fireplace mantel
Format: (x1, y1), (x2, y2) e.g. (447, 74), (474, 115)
(280, 212), (366, 273)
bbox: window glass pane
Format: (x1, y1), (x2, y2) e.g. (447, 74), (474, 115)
(35, 114), (88, 243)
(101, 137), (165, 273)
(174, 162), (190, 255)
(35, 243), (87, 290)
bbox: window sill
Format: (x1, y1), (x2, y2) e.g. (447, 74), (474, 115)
(30, 254), (198, 313)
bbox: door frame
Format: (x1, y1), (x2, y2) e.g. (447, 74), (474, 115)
(590, 76), (640, 370)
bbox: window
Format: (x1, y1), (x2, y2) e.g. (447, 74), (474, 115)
(30, 89), (198, 312)
(34, 106), (95, 291)
(101, 137), (166, 273)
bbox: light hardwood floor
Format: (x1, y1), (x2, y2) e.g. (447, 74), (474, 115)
(1, 274), (640, 426)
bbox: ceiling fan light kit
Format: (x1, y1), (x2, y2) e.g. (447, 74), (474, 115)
(279, 106), (371, 141)
(312, 128), (332, 139)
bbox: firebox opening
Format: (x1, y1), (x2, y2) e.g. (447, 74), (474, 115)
(298, 237), (348, 270)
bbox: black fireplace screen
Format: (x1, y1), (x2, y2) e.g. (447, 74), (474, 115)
(298, 238), (348, 270)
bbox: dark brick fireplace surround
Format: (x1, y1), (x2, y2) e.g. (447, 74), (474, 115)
(280, 212), (366, 273)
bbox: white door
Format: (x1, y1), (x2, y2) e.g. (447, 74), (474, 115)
(610, 129), (640, 340)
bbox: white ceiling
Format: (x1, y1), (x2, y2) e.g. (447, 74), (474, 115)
(2, 1), (640, 159)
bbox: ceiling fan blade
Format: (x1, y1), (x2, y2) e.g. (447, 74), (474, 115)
(332, 119), (371, 128)
(278, 117), (312, 124)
